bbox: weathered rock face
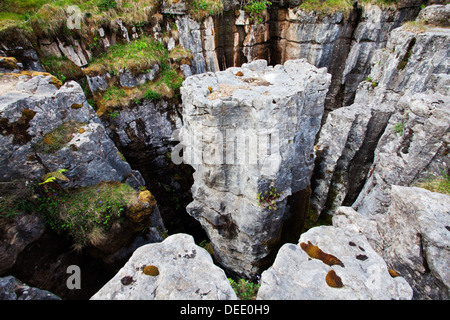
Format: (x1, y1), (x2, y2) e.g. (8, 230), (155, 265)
(257, 224), (412, 300)
(0, 275), (61, 300)
(0, 74), (144, 189)
(0, 74), (166, 299)
(91, 233), (237, 300)
(340, 3), (421, 107)
(334, 186), (450, 300)
(103, 99), (204, 239)
(0, 194), (45, 275)
(178, 59), (330, 277)
(311, 20), (450, 219)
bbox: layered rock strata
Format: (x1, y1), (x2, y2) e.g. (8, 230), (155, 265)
(311, 17), (450, 219)
(177, 59), (330, 277)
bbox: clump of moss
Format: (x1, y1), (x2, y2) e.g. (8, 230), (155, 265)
(325, 270), (344, 288)
(34, 120), (84, 154)
(143, 265), (159, 276)
(228, 278), (260, 300)
(300, 241), (344, 267)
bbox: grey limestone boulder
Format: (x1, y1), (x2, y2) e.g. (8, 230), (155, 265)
(90, 233), (237, 300)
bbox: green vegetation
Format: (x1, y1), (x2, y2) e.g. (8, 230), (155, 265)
(243, 0), (272, 23)
(40, 55), (84, 83)
(39, 181), (137, 249)
(228, 278), (260, 300)
(397, 37), (416, 70)
(416, 170), (450, 195)
(39, 168), (69, 185)
(257, 187), (280, 210)
(97, 0), (117, 12)
(0, 181), (36, 225)
(189, 0), (224, 20)
(143, 89), (162, 101)
(85, 35), (186, 115)
(393, 120), (405, 136)
(88, 36), (167, 75)
(0, 0), (159, 38)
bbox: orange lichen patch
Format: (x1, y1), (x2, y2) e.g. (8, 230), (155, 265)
(388, 269), (400, 278)
(325, 270), (344, 288)
(78, 128), (85, 134)
(143, 265), (159, 276)
(300, 241), (344, 267)
(127, 190), (157, 224)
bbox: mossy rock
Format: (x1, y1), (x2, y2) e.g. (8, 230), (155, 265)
(126, 190), (157, 224)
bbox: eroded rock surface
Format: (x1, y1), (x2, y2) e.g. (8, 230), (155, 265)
(257, 225), (412, 300)
(178, 59), (330, 277)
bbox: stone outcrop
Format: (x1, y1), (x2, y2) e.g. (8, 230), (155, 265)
(0, 275), (61, 300)
(334, 186), (450, 299)
(178, 59), (330, 277)
(311, 17), (450, 219)
(91, 233), (237, 300)
(257, 224), (413, 300)
(0, 73), (166, 299)
(0, 74), (145, 189)
(0, 197), (46, 275)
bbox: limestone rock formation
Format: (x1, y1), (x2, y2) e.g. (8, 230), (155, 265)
(0, 74), (144, 189)
(334, 186), (450, 300)
(311, 16), (450, 219)
(257, 224), (412, 300)
(0, 275), (61, 300)
(90, 233), (237, 300)
(178, 59), (331, 277)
